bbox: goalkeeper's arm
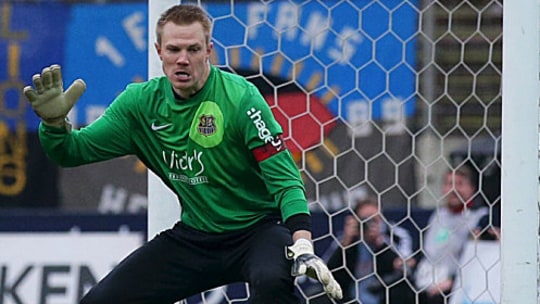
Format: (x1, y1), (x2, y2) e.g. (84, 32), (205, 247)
(285, 214), (343, 300)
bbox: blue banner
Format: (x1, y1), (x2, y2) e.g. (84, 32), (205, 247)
(64, 3), (148, 127)
(0, 3), (69, 205)
(206, 0), (418, 121)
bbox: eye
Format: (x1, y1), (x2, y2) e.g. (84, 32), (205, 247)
(189, 46), (201, 53)
(165, 46), (180, 54)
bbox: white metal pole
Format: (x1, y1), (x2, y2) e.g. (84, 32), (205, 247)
(147, 0), (181, 240)
(501, 0), (540, 302)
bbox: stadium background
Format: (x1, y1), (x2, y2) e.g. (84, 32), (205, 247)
(0, 0), (502, 303)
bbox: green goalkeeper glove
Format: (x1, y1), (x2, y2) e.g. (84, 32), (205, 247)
(286, 238), (343, 300)
(23, 64), (86, 128)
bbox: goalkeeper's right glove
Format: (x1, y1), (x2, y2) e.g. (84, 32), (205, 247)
(23, 64), (86, 128)
(286, 238), (343, 300)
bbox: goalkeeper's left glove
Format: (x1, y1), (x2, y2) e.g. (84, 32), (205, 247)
(286, 238), (343, 300)
(23, 64), (86, 128)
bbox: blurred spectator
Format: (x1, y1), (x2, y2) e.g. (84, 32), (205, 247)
(323, 197), (416, 304)
(414, 166), (488, 304)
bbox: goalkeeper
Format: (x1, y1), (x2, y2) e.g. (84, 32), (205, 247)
(23, 4), (341, 304)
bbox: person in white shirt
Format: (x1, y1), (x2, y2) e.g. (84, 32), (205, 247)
(414, 166), (488, 304)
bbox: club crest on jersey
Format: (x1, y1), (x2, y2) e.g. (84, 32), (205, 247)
(197, 114), (216, 137)
(189, 101), (224, 148)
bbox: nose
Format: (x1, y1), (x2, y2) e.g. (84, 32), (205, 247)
(176, 50), (189, 64)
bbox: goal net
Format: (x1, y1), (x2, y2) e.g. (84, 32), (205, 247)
(147, 0), (537, 303)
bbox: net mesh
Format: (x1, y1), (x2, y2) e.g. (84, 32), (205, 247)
(180, 0), (503, 303)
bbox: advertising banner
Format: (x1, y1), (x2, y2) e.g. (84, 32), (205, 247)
(0, 3), (69, 207)
(0, 232), (143, 304)
(63, 3), (148, 127)
(207, 1), (417, 122)
(0, 2), (69, 131)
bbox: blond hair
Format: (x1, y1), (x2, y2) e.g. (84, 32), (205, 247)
(156, 4), (212, 46)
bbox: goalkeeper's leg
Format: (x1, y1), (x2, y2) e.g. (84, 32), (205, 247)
(227, 220), (300, 304)
(80, 224), (229, 304)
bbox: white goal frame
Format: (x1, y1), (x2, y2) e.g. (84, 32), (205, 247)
(147, 0), (181, 240)
(500, 0), (539, 303)
(147, 1), (540, 303)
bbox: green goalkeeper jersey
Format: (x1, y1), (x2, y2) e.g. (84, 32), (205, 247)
(39, 66), (310, 233)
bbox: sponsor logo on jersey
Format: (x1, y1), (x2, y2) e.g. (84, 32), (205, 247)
(167, 173), (209, 185)
(246, 107), (283, 150)
(197, 114), (216, 137)
(162, 149), (208, 185)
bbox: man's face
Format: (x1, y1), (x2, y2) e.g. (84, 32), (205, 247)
(357, 204), (382, 239)
(155, 22), (212, 98)
(442, 172), (475, 209)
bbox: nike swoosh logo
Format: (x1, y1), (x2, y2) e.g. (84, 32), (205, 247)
(151, 122), (172, 131)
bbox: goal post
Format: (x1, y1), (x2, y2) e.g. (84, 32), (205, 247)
(147, 0), (179, 240)
(500, 0), (539, 302)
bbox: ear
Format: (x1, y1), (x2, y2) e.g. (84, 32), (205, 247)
(206, 41), (214, 61)
(154, 42), (163, 60)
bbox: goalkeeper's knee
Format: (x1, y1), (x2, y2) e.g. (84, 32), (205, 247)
(249, 267), (297, 302)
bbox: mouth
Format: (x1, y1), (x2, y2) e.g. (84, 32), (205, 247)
(174, 71), (190, 81)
